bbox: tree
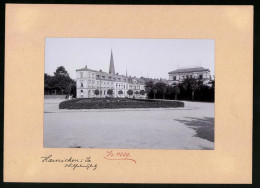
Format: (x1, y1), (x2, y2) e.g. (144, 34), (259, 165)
(191, 82), (199, 101)
(94, 89), (100, 97)
(172, 86), (180, 100)
(70, 83), (76, 98)
(44, 73), (53, 95)
(182, 77), (200, 101)
(163, 87), (168, 99)
(175, 77), (214, 102)
(54, 66), (69, 76)
(127, 89), (133, 98)
(51, 66), (75, 95)
(209, 79), (215, 102)
(140, 90), (145, 95)
(65, 83), (72, 95)
(45, 66), (75, 95)
(210, 79), (215, 90)
(155, 82), (167, 99)
(118, 90), (123, 97)
(107, 89), (113, 96)
(145, 81), (154, 98)
(152, 88), (157, 99)
(51, 74), (73, 95)
(135, 91), (139, 95)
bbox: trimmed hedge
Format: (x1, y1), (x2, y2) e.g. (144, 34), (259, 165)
(59, 98), (184, 109)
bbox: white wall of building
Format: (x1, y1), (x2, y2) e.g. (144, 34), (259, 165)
(76, 70), (146, 98)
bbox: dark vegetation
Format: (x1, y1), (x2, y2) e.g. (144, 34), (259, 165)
(59, 98), (184, 109)
(145, 77), (214, 102)
(44, 66), (76, 97)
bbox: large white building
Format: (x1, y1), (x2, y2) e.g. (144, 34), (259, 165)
(168, 67), (211, 85)
(76, 51), (146, 98)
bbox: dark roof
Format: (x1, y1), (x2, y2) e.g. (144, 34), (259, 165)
(96, 71), (127, 82)
(76, 66), (146, 84)
(168, 67), (210, 74)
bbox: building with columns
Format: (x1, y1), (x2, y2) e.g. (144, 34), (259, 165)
(168, 67), (211, 85)
(76, 51), (146, 98)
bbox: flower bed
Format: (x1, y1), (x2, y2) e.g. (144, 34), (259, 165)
(59, 98), (184, 109)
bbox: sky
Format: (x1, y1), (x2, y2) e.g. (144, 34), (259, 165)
(45, 38), (214, 80)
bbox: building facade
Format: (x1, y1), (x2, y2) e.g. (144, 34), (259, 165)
(168, 67), (211, 85)
(76, 51), (146, 98)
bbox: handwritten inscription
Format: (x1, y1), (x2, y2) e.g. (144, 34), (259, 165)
(104, 150), (136, 164)
(41, 155), (97, 171)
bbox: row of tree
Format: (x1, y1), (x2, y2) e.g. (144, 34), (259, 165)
(44, 66), (76, 97)
(45, 66), (214, 102)
(145, 77), (215, 102)
(93, 89), (146, 97)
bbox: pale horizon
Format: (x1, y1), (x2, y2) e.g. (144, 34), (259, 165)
(45, 38), (214, 80)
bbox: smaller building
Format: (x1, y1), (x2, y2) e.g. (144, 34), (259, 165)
(168, 67), (211, 85)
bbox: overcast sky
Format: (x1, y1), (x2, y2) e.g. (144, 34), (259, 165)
(45, 38), (214, 79)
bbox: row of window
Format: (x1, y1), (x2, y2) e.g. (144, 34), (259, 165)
(96, 75), (127, 82)
(101, 81), (112, 85)
(171, 74), (204, 81)
(80, 82), (143, 89)
(80, 72), (95, 79)
(80, 89), (142, 96)
(80, 84), (113, 89)
(129, 85), (142, 90)
(82, 81), (128, 86)
(116, 84), (126, 89)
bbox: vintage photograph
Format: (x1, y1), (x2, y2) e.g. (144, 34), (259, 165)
(44, 38), (215, 149)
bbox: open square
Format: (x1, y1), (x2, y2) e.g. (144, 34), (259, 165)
(44, 97), (214, 149)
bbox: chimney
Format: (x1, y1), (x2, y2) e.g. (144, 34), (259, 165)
(85, 65), (88, 68)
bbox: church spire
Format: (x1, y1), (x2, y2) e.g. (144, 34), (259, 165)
(109, 50), (115, 74)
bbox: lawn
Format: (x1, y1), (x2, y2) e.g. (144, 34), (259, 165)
(59, 98), (184, 109)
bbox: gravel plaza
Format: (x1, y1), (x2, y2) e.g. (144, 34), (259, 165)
(44, 98), (214, 149)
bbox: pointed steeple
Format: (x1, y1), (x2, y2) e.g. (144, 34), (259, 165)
(109, 50), (115, 74)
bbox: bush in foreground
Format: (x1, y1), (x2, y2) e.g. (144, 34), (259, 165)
(59, 98), (184, 109)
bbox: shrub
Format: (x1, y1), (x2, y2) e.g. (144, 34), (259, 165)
(94, 89), (100, 96)
(107, 89), (113, 96)
(59, 98), (184, 109)
(140, 90), (145, 95)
